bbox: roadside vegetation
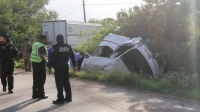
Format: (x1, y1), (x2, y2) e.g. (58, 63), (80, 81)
(0, 0), (58, 49)
(76, 0), (200, 99)
(15, 59), (200, 99)
(15, 60), (24, 68)
(78, 0), (200, 74)
(70, 70), (200, 99)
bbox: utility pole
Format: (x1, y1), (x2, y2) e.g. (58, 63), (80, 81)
(83, 0), (86, 22)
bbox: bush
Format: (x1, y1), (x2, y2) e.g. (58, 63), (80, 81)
(14, 60), (24, 68)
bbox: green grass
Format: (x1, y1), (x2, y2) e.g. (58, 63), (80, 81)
(70, 69), (200, 100)
(14, 61), (200, 99)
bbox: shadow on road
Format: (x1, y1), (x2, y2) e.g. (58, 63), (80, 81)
(98, 84), (200, 112)
(38, 102), (70, 112)
(0, 99), (39, 112)
(14, 71), (27, 75)
(0, 93), (7, 96)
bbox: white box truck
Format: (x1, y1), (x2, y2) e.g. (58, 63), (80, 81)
(66, 21), (102, 48)
(42, 20), (67, 49)
(41, 20), (102, 49)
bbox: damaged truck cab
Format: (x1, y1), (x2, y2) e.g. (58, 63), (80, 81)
(81, 33), (160, 77)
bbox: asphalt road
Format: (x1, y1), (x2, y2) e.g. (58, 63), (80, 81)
(0, 70), (200, 112)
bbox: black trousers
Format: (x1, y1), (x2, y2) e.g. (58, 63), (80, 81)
(77, 59), (83, 71)
(54, 66), (72, 100)
(1, 61), (14, 91)
(32, 61), (46, 97)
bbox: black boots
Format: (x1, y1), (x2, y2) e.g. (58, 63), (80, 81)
(52, 99), (64, 104)
(38, 95), (48, 100)
(3, 86), (13, 93)
(8, 90), (13, 94)
(64, 98), (72, 102)
(3, 86), (6, 92)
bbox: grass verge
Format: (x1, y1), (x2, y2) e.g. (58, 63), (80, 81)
(69, 69), (200, 100)
(14, 60), (200, 100)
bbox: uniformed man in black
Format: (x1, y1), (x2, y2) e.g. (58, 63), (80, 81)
(48, 34), (77, 104)
(0, 34), (18, 93)
(0, 36), (5, 78)
(30, 34), (48, 99)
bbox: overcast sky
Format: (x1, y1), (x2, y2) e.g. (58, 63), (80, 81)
(46, 0), (145, 22)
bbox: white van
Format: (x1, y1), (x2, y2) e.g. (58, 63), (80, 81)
(81, 33), (160, 77)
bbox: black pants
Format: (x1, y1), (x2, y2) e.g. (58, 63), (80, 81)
(54, 66), (72, 100)
(77, 58), (83, 71)
(32, 61), (46, 97)
(1, 61), (14, 91)
(0, 60), (2, 78)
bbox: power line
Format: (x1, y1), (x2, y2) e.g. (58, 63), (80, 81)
(61, 5), (82, 18)
(90, 9), (120, 18)
(59, 2), (144, 20)
(85, 3), (144, 5)
(51, 0), (81, 8)
(60, 5), (83, 13)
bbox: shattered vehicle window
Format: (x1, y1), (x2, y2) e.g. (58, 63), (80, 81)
(110, 44), (133, 58)
(121, 49), (152, 75)
(93, 46), (113, 57)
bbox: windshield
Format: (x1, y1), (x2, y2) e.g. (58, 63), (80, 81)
(110, 44), (133, 58)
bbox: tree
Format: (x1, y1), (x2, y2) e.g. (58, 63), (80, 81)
(116, 0), (200, 73)
(76, 19), (119, 53)
(79, 0), (200, 73)
(0, 0), (58, 49)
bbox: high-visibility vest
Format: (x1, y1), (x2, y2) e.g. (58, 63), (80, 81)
(30, 42), (48, 63)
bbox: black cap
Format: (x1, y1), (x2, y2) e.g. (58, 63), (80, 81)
(3, 33), (10, 38)
(25, 38), (30, 41)
(56, 34), (64, 41)
(40, 34), (47, 40)
(79, 52), (84, 55)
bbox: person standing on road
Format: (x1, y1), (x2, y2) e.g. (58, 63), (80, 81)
(0, 34), (18, 93)
(77, 52), (84, 71)
(48, 34), (77, 104)
(48, 47), (53, 62)
(0, 36), (5, 78)
(30, 34), (48, 99)
(21, 38), (32, 72)
(48, 47), (72, 68)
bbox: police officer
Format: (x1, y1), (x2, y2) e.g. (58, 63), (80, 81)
(0, 34), (18, 93)
(0, 36), (5, 78)
(30, 34), (48, 99)
(48, 34), (77, 104)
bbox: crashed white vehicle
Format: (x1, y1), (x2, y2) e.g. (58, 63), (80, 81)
(81, 33), (160, 77)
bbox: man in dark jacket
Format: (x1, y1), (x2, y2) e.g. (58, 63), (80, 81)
(0, 34), (18, 93)
(77, 52), (84, 71)
(0, 36), (5, 78)
(48, 34), (77, 104)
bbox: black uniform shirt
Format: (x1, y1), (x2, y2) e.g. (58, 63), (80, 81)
(0, 43), (18, 62)
(38, 46), (46, 54)
(48, 41), (76, 69)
